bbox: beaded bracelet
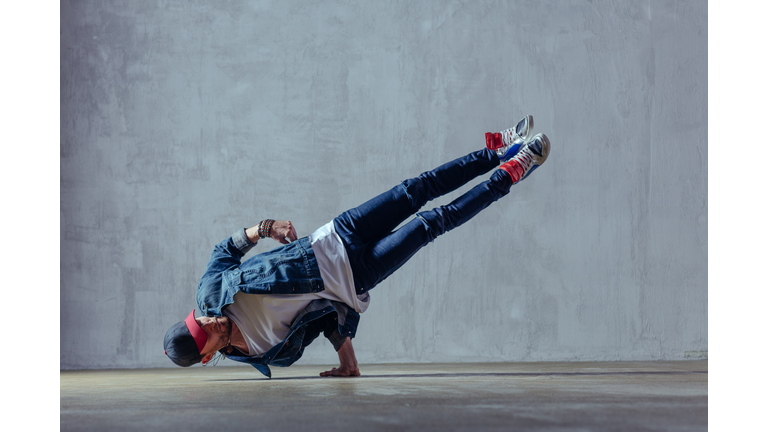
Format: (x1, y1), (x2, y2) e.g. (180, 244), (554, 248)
(258, 219), (275, 239)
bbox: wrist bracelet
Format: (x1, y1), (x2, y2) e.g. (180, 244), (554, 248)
(258, 219), (275, 239)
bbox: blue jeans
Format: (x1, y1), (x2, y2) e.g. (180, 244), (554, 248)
(333, 148), (513, 294)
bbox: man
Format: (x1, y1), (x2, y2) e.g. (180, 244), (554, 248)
(164, 115), (550, 377)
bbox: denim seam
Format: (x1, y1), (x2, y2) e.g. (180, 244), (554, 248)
(241, 262), (291, 279)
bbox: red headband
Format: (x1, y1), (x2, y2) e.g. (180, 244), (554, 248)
(184, 310), (208, 353)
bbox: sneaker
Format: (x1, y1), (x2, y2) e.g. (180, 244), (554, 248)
(485, 115), (534, 162)
(499, 133), (550, 184)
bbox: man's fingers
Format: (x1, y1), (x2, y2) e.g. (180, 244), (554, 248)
(270, 220), (298, 243)
(275, 229), (291, 243)
(319, 367), (360, 377)
(320, 367), (338, 377)
(281, 227), (297, 243)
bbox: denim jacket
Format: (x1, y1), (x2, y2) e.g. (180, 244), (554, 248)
(195, 228), (360, 378)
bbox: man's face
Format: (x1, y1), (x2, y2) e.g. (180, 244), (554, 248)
(195, 316), (233, 363)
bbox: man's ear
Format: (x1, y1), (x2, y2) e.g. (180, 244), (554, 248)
(201, 352), (213, 365)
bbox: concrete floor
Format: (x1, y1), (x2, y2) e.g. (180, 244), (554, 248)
(61, 361), (707, 431)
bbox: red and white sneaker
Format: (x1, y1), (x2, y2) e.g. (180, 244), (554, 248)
(485, 115), (534, 162)
(499, 133), (550, 184)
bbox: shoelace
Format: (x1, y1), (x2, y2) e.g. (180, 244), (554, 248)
(500, 145), (534, 183)
(515, 147), (534, 169)
(501, 128), (518, 146)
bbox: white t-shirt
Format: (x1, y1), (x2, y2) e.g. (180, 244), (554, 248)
(308, 221), (370, 314)
(223, 221), (370, 356)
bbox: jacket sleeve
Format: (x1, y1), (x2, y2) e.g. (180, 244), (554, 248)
(282, 313), (348, 354)
(317, 314), (348, 352)
(332, 302), (360, 340)
(269, 301), (362, 367)
(197, 229), (257, 291)
(320, 303), (361, 351)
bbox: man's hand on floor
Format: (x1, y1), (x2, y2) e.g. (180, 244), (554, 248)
(320, 337), (360, 377)
(319, 365), (360, 377)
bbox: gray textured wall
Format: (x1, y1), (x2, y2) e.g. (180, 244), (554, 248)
(60, 0), (707, 369)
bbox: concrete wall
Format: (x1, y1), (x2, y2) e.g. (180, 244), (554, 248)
(60, 0), (707, 369)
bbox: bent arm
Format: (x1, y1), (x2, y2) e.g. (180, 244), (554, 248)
(320, 337), (360, 377)
(200, 220), (299, 281)
(198, 228), (255, 283)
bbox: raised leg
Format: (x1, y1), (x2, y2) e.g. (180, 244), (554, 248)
(351, 169), (514, 293)
(333, 148), (499, 246)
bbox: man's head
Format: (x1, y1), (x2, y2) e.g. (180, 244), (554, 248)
(164, 310), (234, 366)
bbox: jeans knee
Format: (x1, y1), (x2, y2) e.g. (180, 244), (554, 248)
(416, 212), (442, 242)
(401, 179), (427, 211)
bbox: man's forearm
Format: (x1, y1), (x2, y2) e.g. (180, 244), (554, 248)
(245, 225), (261, 244)
(337, 337), (358, 369)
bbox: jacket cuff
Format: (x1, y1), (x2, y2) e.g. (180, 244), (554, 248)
(232, 228), (257, 254)
(326, 329), (347, 352)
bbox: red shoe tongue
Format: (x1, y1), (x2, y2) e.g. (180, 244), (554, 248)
(485, 132), (504, 151)
(499, 160), (524, 183)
